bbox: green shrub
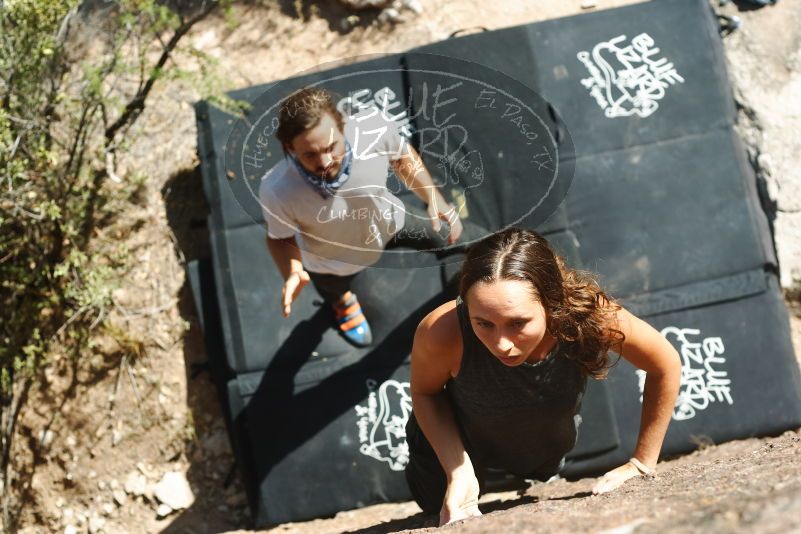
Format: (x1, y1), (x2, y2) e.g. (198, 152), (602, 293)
(0, 1), (233, 529)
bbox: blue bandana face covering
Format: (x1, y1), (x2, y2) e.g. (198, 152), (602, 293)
(288, 139), (353, 199)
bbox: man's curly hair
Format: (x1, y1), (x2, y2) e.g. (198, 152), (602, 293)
(275, 87), (344, 156)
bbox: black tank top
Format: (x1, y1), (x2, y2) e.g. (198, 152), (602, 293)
(447, 296), (587, 476)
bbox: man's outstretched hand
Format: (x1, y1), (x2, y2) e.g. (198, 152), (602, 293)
(282, 270), (310, 317)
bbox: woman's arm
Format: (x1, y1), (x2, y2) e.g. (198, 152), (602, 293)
(410, 304), (480, 525)
(592, 304), (682, 494)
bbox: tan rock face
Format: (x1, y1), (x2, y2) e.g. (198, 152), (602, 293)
(722, 3), (801, 287)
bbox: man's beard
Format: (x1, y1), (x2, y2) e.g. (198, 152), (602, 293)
(318, 162), (340, 180)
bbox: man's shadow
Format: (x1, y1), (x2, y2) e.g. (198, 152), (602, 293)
(166, 178), (456, 528)
(238, 264), (450, 522)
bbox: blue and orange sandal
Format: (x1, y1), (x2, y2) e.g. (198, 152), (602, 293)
(333, 293), (373, 347)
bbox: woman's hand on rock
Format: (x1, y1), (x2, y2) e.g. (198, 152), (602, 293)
(439, 470), (482, 526)
(592, 459), (653, 495)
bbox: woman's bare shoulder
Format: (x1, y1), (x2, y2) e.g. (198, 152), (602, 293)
(417, 300), (461, 344)
(413, 300), (463, 373)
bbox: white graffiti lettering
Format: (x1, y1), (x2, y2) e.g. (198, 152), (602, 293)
(315, 205), (394, 224)
(577, 32), (685, 119)
(353, 379), (412, 471)
(337, 86), (414, 138)
(637, 326), (732, 421)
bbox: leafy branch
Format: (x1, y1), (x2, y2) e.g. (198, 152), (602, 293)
(0, 1), (231, 530)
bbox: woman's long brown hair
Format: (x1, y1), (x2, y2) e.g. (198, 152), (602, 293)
(458, 227), (624, 378)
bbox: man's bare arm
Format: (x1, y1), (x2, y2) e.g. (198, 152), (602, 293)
(266, 235), (309, 317)
(266, 235), (304, 280)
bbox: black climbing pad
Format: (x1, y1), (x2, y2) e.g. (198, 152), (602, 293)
(564, 127), (776, 299)
(527, 0), (736, 157)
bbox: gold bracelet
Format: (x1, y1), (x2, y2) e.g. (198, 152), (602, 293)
(629, 457), (655, 476)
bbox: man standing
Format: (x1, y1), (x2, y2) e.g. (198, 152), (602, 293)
(259, 87), (464, 347)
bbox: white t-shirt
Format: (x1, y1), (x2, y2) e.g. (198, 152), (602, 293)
(259, 111), (408, 276)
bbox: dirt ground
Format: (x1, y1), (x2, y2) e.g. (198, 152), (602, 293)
(236, 428), (801, 534)
(12, 1), (801, 533)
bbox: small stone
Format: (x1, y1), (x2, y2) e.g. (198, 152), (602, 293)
(340, 14), (360, 30)
(144, 483), (155, 503)
(135, 462), (154, 477)
(66, 435), (77, 448)
(64, 526), (79, 534)
(757, 153), (774, 178)
(39, 429), (55, 448)
(156, 503), (173, 518)
(378, 7), (403, 23)
(111, 430), (123, 447)
(112, 490), (127, 507)
(62, 508), (74, 521)
(153, 472), (195, 510)
(109, 479), (119, 490)
(723, 509), (739, 522)
(124, 472), (147, 496)
(401, 0), (423, 14)
(101, 503), (115, 516)
(581, 0), (597, 8)
(30, 472), (44, 492)
(97, 480), (107, 491)
(765, 174), (782, 202)
(88, 470), (97, 479)
(55, 497), (66, 508)
(87, 514), (106, 534)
